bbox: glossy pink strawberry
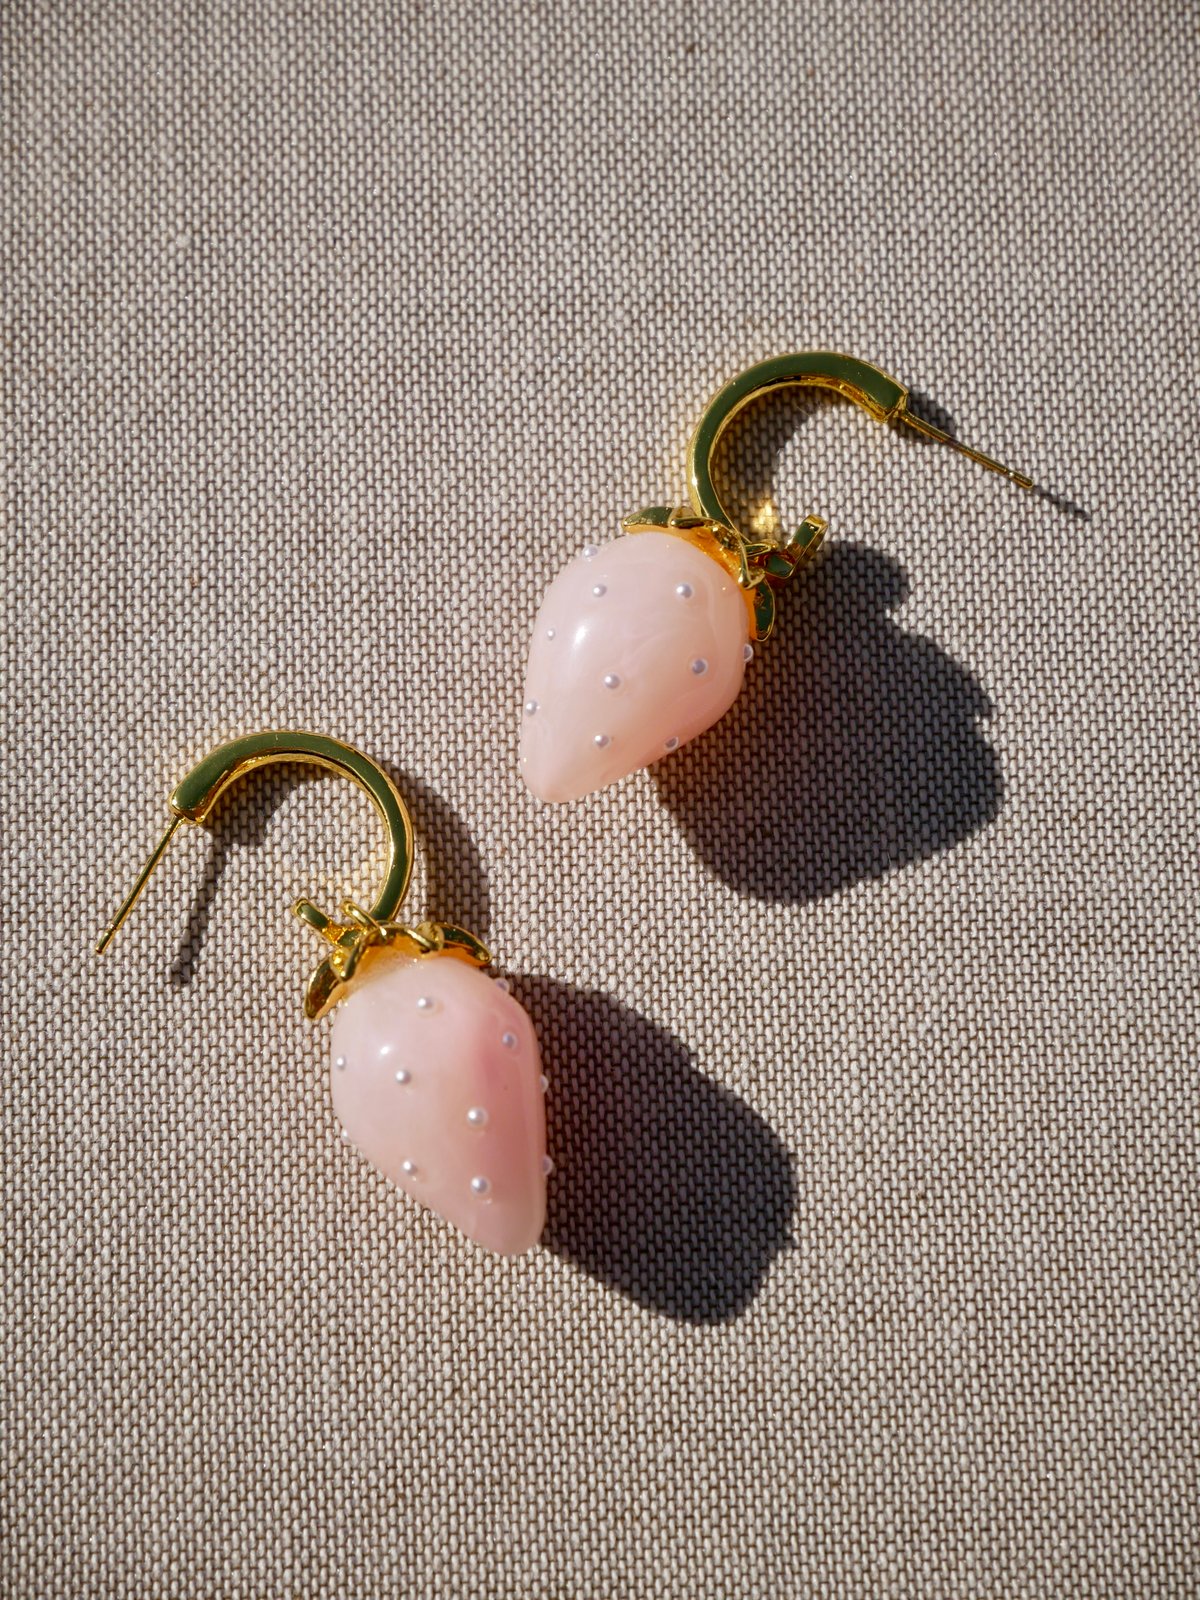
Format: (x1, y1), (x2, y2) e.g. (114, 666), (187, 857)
(330, 952), (548, 1255)
(520, 530), (751, 802)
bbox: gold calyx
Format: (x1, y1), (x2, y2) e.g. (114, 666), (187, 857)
(619, 502), (827, 642)
(295, 898), (490, 1021)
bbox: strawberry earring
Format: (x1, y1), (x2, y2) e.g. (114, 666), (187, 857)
(96, 731), (549, 1256)
(520, 351), (1032, 802)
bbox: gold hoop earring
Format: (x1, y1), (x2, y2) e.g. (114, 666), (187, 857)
(97, 730), (550, 1256)
(519, 351), (1030, 802)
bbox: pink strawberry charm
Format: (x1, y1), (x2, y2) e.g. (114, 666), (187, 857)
(520, 493), (826, 805)
(520, 525), (754, 802)
(519, 368), (835, 806)
(330, 951), (547, 1256)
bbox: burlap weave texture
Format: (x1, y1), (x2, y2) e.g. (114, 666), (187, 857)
(3, 2), (1198, 1596)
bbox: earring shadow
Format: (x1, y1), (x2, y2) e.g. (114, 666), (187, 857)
(378, 764), (492, 943)
(168, 770), (300, 986)
(524, 976), (795, 1323)
(168, 762), (491, 985)
(659, 385), (1004, 903)
(655, 541), (1002, 903)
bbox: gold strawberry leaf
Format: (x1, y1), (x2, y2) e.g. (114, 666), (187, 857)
(621, 500), (826, 641)
(620, 505), (674, 532)
(752, 584), (776, 640)
(298, 903), (491, 1018)
(436, 924), (492, 967)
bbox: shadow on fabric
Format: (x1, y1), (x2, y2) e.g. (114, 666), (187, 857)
(528, 978), (795, 1324)
(654, 541), (1002, 903)
(646, 381), (1004, 900)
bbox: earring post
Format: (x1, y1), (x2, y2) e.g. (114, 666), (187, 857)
(95, 814), (185, 954)
(897, 409), (1033, 490)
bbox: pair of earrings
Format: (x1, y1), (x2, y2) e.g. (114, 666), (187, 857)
(97, 353), (1029, 1258)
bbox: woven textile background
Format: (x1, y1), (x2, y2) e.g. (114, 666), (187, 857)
(3, 2), (1198, 1595)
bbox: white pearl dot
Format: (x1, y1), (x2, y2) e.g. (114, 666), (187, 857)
(501, 1031), (518, 1049)
(664, 736), (680, 751)
(744, 643), (755, 662)
(546, 627), (556, 640)
(541, 1155), (554, 1176)
(340, 1128), (351, 1142)
(466, 1106), (489, 1129)
(593, 733), (611, 748)
(470, 1175), (491, 1196)
(603, 672), (620, 689)
(416, 996), (435, 1012)
(401, 1159), (418, 1177)
(676, 582), (693, 599)
(494, 977), (511, 993)
(524, 698), (539, 715)
(539, 1073), (549, 1093)
(691, 657), (708, 675)
(592, 583), (606, 597)
(582, 544), (598, 559)
(394, 1068), (411, 1085)
(334, 1056), (347, 1071)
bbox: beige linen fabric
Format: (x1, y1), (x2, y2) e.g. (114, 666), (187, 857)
(3, 1), (1198, 1595)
